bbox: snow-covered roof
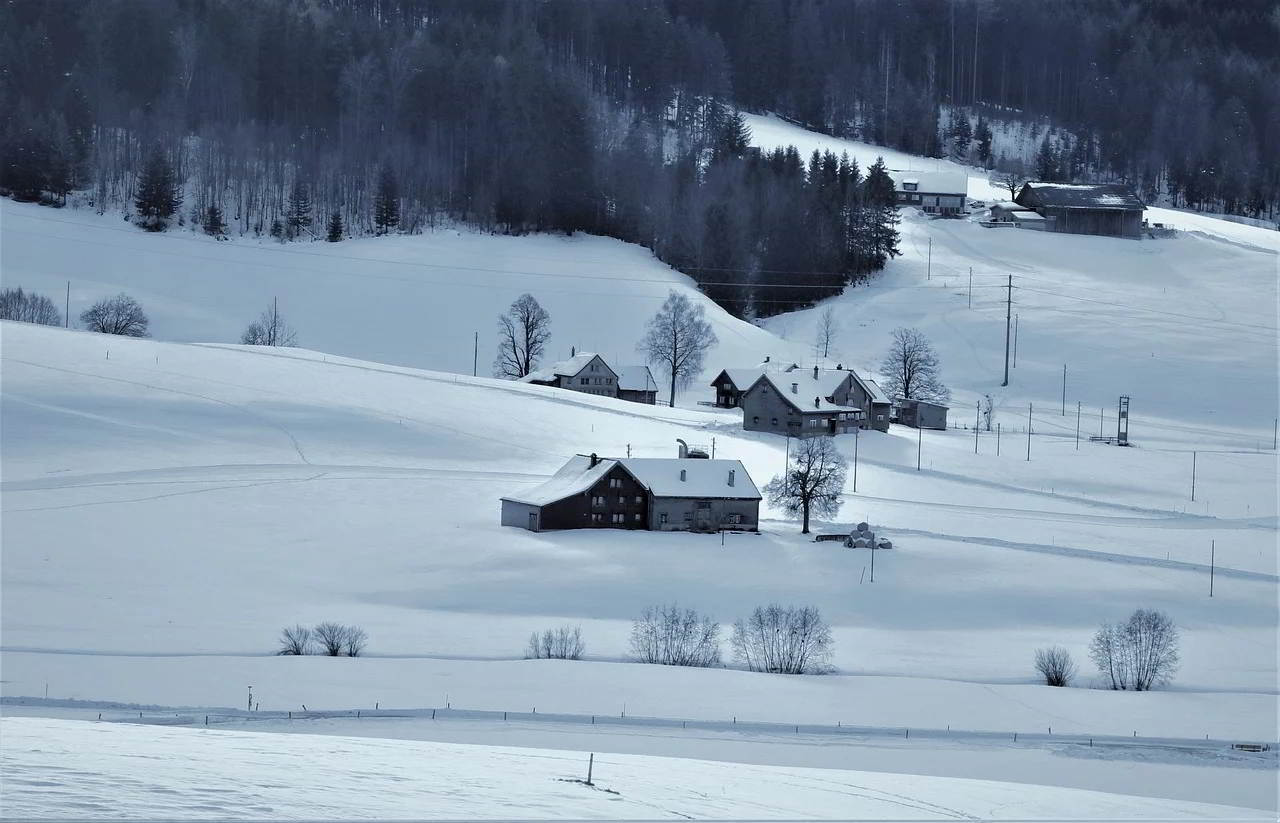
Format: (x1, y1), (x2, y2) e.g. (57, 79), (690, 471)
(863, 378), (889, 403)
(888, 169), (968, 196)
(502, 455), (761, 506)
(1010, 210), (1046, 221)
(1016, 182), (1143, 210)
(622, 458), (761, 500)
(712, 368), (769, 390)
(520, 353), (612, 383)
(617, 365), (657, 393)
(501, 454), (618, 506)
(897, 397), (950, 410)
(752, 370), (862, 414)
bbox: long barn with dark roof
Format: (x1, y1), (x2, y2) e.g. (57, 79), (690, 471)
(1014, 182), (1145, 239)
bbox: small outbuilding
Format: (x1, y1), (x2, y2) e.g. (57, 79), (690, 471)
(1014, 182), (1144, 239)
(617, 365), (658, 405)
(894, 397), (949, 430)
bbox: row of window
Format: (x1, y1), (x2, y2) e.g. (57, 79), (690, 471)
(592, 512), (643, 524)
(578, 377), (613, 386)
(591, 495), (644, 506)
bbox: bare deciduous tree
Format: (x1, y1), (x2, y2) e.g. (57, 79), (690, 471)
(1089, 609), (1180, 691)
(525, 625), (585, 660)
(241, 299), (298, 347)
(494, 293), (551, 379)
(994, 171), (1024, 199)
(814, 306), (839, 359)
(80, 293), (149, 337)
(0, 287), (61, 326)
(981, 394), (994, 431)
(343, 625), (369, 657)
(629, 604), (721, 667)
(638, 290), (717, 407)
(278, 624), (313, 655)
(1034, 646), (1077, 687)
(763, 436), (847, 534)
(314, 622), (350, 657)
(731, 605), (833, 674)
(879, 327), (950, 403)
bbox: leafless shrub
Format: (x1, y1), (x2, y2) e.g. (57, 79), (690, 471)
(343, 626), (369, 657)
(314, 622), (350, 656)
(525, 625), (585, 660)
(241, 300), (297, 347)
(1090, 609), (1180, 691)
(80, 293), (149, 337)
(277, 624), (313, 655)
(629, 604), (721, 667)
(1034, 646), (1077, 687)
(731, 605), (833, 674)
(0, 287), (61, 326)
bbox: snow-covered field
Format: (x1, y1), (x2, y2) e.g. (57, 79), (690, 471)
(1, 718), (1270, 819)
(2, 127), (1277, 815)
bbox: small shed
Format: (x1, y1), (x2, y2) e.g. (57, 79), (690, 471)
(617, 365), (658, 405)
(895, 398), (949, 430)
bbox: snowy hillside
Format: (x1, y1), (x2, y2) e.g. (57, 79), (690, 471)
(0, 200), (802, 388)
(4, 718), (1267, 819)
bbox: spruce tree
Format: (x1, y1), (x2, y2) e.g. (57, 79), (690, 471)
(326, 211), (343, 242)
(975, 119), (994, 166)
(134, 148), (182, 231)
(374, 163), (399, 235)
(950, 115), (972, 159)
(203, 204), (228, 238)
(1035, 136), (1059, 182)
(863, 158), (901, 267)
(286, 180), (312, 239)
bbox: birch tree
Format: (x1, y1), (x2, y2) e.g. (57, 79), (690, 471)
(639, 290), (717, 407)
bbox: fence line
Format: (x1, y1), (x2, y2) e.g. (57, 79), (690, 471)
(99, 704), (1275, 753)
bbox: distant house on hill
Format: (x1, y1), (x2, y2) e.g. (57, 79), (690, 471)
(1014, 182), (1144, 239)
(888, 170), (968, 216)
(500, 451), (761, 533)
(617, 365), (658, 405)
(894, 397), (949, 430)
(520, 352), (655, 404)
(710, 368), (773, 408)
(738, 364), (890, 437)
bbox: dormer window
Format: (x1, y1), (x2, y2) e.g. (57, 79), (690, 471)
(904, 182), (918, 191)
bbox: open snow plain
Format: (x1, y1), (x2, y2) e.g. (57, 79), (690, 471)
(2, 182), (1277, 815)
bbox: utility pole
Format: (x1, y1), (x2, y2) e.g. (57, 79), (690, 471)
(996, 422), (1001, 456)
(1099, 407), (1105, 438)
(968, 267), (972, 308)
(870, 538), (875, 583)
(1001, 275), (1012, 386)
(1075, 402), (1081, 450)
(1061, 364), (1067, 415)
(1026, 402), (1032, 461)
(1273, 417), (1277, 450)
(974, 401), (979, 454)
(927, 237), (932, 280)
(1209, 540), (1215, 597)
(784, 436), (791, 494)
(472, 331), (478, 377)
(916, 425), (922, 471)
(1012, 314), (1019, 368)
(1191, 450), (1197, 502)
(247, 685), (253, 713)
(711, 437), (716, 459)
(64, 281), (70, 328)
(852, 427), (859, 492)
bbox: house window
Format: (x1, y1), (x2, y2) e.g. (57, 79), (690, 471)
(612, 513), (624, 524)
(659, 513), (668, 525)
(592, 496), (605, 507)
(617, 496), (625, 505)
(771, 418), (778, 426)
(904, 182), (918, 191)
(609, 478), (621, 489)
(876, 414), (886, 421)
(752, 416), (759, 425)
(634, 513), (642, 522)
(591, 513), (602, 523)
(683, 511), (693, 521)
(725, 513), (742, 524)
(580, 377), (589, 385)
(634, 495), (642, 504)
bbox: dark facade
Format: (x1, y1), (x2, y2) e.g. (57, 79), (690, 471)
(895, 398), (949, 430)
(1014, 183), (1144, 239)
(506, 462), (649, 532)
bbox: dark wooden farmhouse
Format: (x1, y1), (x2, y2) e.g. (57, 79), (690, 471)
(710, 368), (772, 408)
(500, 452), (761, 533)
(894, 398), (949, 430)
(1014, 182), (1144, 239)
(521, 352), (656, 405)
(738, 364), (890, 437)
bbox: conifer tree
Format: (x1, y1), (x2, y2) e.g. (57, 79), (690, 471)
(134, 148), (182, 231)
(374, 163), (399, 235)
(974, 118), (994, 166)
(326, 211), (343, 242)
(863, 158), (901, 267)
(1035, 136), (1060, 182)
(286, 180), (312, 238)
(203, 204), (228, 238)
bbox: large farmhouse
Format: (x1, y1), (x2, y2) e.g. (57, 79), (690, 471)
(521, 352), (656, 404)
(888, 169), (968, 216)
(737, 364), (891, 437)
(500, 452), (760, 533)
(1013, 182), (1144, 239)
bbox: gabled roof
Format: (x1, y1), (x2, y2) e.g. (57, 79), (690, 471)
(502, 455), (761, 507)
(1015, 182), (1143, 210)
(617, 365), (657, 393)
(896, 396), (950, 410)
(888, 169), (968, 196)
(520, 353), (615, 383)
(747, 370), (862, 414)
(711, 368), (770, 391)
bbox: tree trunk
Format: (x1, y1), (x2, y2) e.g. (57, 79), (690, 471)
(801, 500), (810, 534)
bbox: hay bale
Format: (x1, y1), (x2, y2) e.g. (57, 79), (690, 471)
(876, 539), (893, 550)
(852, 537), (869, 548)
(856, 521), (870, 533)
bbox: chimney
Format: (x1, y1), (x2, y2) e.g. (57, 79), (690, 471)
(728, 469), (735, 487)
(676, 438), (689, 459)
(571, 346), (576, 357)
(680, 469), (687, 482)
(764, 355), (771, 363)
(813, 365), (819, 380)
(589, 452), (599, 468)
(836, 363), (843, 370)
(791, 382), (798, 394)
(815, 397), (821, 408)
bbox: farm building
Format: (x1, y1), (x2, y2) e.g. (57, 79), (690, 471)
(521, 352), (656, 404)
(710, 368), (773, 408)
(888, 170), (968, 216)
(988, 204), (1046, 230)
(500, 452), (760, 533)
(616, 365), (658, 404)
(894, 398), (949, 430)
(738, 364), (890, 437)
(1014, 182), (1144, 239)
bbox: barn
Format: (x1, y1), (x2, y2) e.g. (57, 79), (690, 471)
(1014, 182), (1144, 239)
(500, 452), (760, 533)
